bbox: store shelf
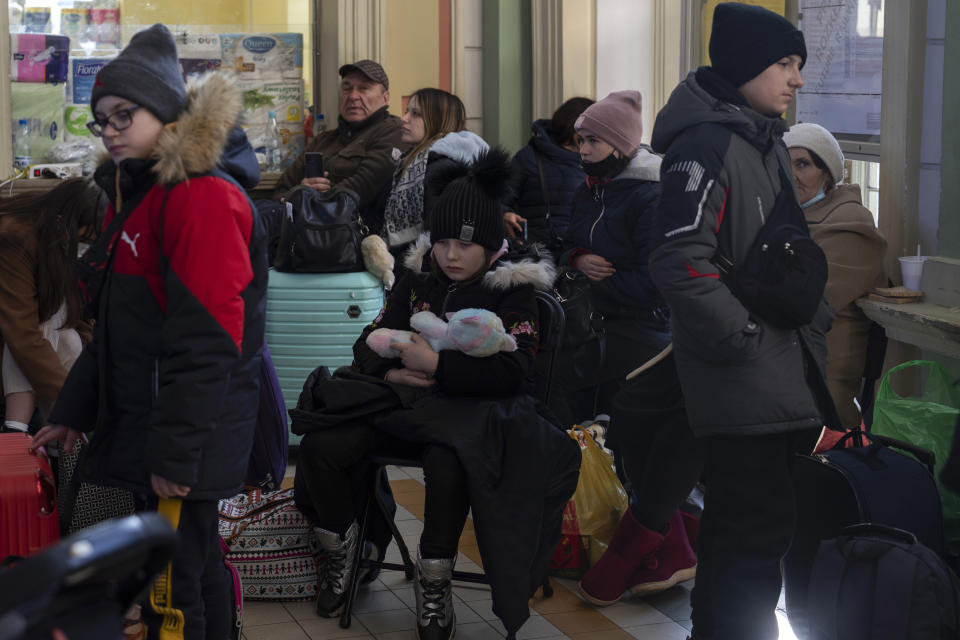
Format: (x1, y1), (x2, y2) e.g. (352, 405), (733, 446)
(1, 173), (283, 199)
(0, 178), (63, 197)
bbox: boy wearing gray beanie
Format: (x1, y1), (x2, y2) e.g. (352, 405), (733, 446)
(648, 3), (834, 639)
(33, 23), (266, 640)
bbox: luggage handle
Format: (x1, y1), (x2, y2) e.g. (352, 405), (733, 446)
(839, 523), (919, 546)
(835, 429), (936, 475)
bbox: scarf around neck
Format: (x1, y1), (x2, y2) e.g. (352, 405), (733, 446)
(382, 147), (431, 248)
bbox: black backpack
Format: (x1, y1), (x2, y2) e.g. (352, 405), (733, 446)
(273, 186), (365, 273)
(714, 164), (827, 329)
(806, 523), (960, 640)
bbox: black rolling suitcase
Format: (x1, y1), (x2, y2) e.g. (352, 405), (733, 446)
(785, 429), (945, 633)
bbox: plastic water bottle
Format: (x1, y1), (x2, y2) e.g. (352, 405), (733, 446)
(314, 113), (326, 135)
(264, 110), (282, 172)
(13, 119), (31, 172)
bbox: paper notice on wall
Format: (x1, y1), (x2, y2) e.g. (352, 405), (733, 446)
(797, 0), (883, 136)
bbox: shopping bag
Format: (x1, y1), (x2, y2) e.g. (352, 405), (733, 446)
(872, 360), (960, 555)
(548, 425), (628, 577)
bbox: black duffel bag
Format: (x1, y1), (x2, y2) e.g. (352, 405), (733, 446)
(274, 185), (366, 272)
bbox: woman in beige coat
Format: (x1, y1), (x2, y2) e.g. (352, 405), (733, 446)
(784, 122), (887, 427)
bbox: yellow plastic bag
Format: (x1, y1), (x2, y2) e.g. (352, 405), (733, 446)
(567, 425), (629, 567)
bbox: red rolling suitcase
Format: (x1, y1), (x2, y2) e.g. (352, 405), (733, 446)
(0, 432), (60, 558)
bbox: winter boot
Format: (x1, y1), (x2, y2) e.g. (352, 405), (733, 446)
(414, 547), (456, 640)
(628, 509), (697, 595)
(577, 508), (665, 606)
(313, 521), (359, 617)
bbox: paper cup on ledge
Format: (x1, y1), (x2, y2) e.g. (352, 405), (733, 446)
(898, 256), (927, 291)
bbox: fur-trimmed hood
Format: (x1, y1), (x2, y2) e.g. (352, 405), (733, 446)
(402, 232), (557, 291)
(151, 71), (259, 187)
(429, 130), (490, 164)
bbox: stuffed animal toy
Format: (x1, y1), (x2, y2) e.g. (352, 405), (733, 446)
(364, 326), (414, 359)
(365, 308), (517, 359)
(361, 235), (396, 290)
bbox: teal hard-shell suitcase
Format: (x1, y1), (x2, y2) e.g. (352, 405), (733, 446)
(265, 270), (385, 442)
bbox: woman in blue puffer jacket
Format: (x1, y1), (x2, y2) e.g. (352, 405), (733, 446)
(504, 97), (593, 253)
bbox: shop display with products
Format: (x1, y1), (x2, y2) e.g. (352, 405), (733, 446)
(239, 78), (306, 169)
(6, 0), (308, 180)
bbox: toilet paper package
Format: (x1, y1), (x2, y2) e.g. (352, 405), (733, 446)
(220, 33), (302, 79)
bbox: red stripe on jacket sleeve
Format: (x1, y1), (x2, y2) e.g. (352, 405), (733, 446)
(161, 178), (253, 352)
(714, 187), (729, 234)
(686, 262), (720, 280)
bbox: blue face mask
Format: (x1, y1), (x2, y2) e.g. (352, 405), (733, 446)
(801, 189), (826, 209)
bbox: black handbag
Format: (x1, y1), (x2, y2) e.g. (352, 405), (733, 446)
(714, 164), (827, 329)
(274, 185), (366, 272)
(553, 268), (603, 349)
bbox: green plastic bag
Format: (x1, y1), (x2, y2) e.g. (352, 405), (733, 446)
(873, 360), (960, 555)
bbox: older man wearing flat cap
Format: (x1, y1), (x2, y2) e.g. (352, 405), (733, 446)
(273, 59), (404, 210)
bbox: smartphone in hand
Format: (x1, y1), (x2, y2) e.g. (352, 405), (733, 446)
(305, 152), (324, 178)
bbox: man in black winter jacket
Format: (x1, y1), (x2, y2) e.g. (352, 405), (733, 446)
(649, 4), (832, 639)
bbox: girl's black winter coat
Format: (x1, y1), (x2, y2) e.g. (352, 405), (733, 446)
(294, 236), (581, 635)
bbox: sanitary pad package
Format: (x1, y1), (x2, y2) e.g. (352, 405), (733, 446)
(11, 33), (70, 83)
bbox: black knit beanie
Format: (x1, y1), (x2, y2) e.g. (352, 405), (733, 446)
(90, 23), (187, 124)
(428, 147), (511, 252)
(710, 3), (807, 88)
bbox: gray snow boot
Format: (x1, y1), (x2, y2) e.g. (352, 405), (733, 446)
(313, 521), (359, 617)
(414, 548), (456, 640)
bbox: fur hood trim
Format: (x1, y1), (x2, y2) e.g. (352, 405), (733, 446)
(429, 130), (490, 164)
(403, 233), (434, 272)
(482, 255), (557, 291)
(617, 145), (662, 182)
(152, 71), (244, 183)
(402, 232), (557, 291)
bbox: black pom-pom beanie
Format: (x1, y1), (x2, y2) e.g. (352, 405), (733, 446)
(428, 147), (512, 252)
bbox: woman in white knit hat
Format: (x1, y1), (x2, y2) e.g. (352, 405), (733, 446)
(783, 122), (887, 428)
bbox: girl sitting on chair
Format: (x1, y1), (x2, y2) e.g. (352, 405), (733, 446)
(294, 147), (580, 640)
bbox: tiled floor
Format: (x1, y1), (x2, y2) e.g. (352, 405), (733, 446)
(241, 465), (799, 640)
